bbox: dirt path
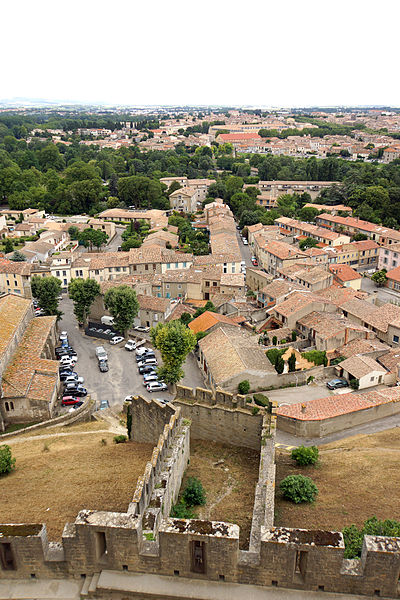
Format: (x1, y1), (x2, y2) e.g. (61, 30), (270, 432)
(4, 429), (113, 445)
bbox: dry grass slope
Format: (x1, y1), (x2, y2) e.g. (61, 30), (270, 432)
(275, 427), (400, 531)
(0, 427), (153, 540)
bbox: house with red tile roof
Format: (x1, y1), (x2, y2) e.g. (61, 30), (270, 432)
(329, 264), (362, 290)
(277, 387), (400, 437)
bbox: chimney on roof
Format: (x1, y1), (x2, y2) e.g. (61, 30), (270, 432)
(301, 403), (306, 414)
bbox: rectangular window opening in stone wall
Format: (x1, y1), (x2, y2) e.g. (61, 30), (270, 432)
(191, 540), (206, 574)
(294, 550), (307, 582)
(95, 531), (107, 562)
(0, 543), (16, 570)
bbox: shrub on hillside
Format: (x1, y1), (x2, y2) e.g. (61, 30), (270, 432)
(183, 477), (206, 506)
(0, 444), (16, 475)
(238, 380), (250, 395)
(266, 348), (285, 366)
(280, 475), (318, 504)
(343, 517), (400, 558)
(114, 435), (127, 444)
(291, 445), (319, 466)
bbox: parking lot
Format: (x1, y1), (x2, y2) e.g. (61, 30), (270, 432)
(58, 296), (206, 411)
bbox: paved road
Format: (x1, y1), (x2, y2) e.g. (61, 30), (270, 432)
(361, 275), (400, 304)
(106, 225), (124, 252)
(236, 230), (252, 266)
(58, 297), (207, 412)
(266, 383), (333, 406)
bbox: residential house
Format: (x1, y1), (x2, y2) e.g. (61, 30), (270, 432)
(256, 180), (340, 201)
(245, 268), (273, 292)
(0, 294), (59, 430)
(297, 311), (370, 352)
(188, 311), (240, 335)
(338, 355), (388, 389)
(98, 209), (168, 229)
(257, 279), (299, 309)
(0, 260), (34, 298)
(169, 187), (198, 213)
(277, 263), (333, 292)
(378, 242), (400, 271)
(303, 203), (352, 215)
(275, 217), (350, 247)
(340, 298), (400, 346)
(198, 324), (275, 392)
(329, 264), (362, 290)
(87, 218), (116, 240)
(385, 265), (400, 292)
(271, 292), (336, 329)
(316, 213), (400, 246)
(256, 239), (308, 275)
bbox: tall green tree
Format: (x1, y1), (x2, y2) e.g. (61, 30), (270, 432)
(104, 285), (139, 335)
(150, 320), (196, 385)
(68, 278), (100, 325)
(10, 250), (26, 261)
(3, 238), (14, 253)
(31, 275), (62, 317)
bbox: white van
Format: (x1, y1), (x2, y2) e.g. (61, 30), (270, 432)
(101, 316), (115, 326)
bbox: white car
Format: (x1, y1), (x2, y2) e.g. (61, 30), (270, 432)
(110, 336), (124, 345)
(125, 340), (136, 351)
(135, 346), (150, 356)
(134, 325), (150, 333)
(59, 331), (68, 342)
(146, 381), (168, 392)
(60, 356), (76, 367)
(64, 375), (84, 385)
(243, 239), (248, 245)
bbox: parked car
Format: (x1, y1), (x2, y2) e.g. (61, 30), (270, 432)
(59, 370), (78, 381)
(55, 346), (74, 356)
(110, 335), (124, 345)
(68, 401), (84, 412)
(61, 396), (81, 406)
(326, 378), (349, 390)
(125, 340), (136, 351)
(252, 258), (258, 266)
(64, 384), (87, 397)
(136, 351), (155, 362)
(243, 239), (248, 245)
(59, 356), (77, 367)
(134, 325), (150, 333)
(135, 346), (151, 356)
(137, 357), (157, 368)
(101, 315), (115, 326)
(64, 375), (84, 386)
(143, 374), (159, 385)
(139, 365), (157, 375)
(98, 360), (109, 372)
(99, 399), (110, 410)
(56, 349), (77, 360)
(146, 381), (168, 392)
(35, 309), (45, 317)
(95, 346), (108, 362)
(59, 331), (68, 342)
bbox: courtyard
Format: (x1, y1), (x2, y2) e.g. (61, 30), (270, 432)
(175, 439), (260, 550)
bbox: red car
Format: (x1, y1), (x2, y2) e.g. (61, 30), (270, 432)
(61, 396), (81, 406)
(252, 259), (258, 266)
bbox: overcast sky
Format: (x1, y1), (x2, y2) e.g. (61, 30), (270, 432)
(1, 0), (399, 107)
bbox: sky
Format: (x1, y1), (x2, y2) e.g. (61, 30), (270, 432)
(1, 0), (400, 107)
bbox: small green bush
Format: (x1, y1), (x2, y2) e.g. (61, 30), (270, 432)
(252, 406), (260, 415)
(238, 380), (250, 395)
(291, 445), (319, 466)
(272, 336), (277, 345)
(280, 475), (318, 504)
(183, 477), (206, 506)
(343, 517), (400, 559)
(170, 500), (196, 519)
(100, 438), (107, 446)
(302, 350), (328, 367)
(291, 331), (297, 341)
(253, 393), (270, 407)
(350, 378), (359, 390)
(0, 444), (16, 474)
(114, 435), (127, 444)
